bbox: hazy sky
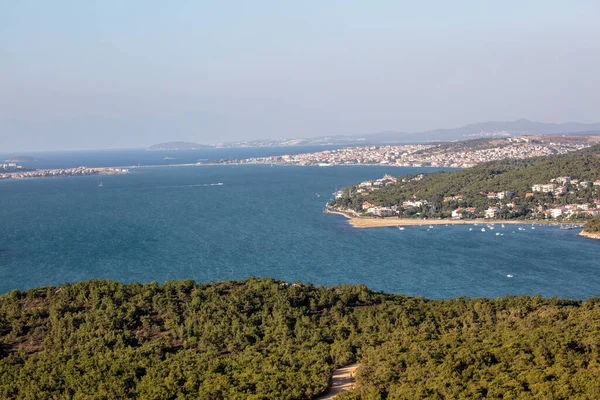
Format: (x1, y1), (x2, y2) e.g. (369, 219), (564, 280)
(1, 1), (599, 151)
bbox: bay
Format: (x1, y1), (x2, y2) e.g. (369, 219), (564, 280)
(0, 145), (344, 169)
(0, 158), (599, 298)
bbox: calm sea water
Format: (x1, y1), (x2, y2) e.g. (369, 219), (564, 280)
(0, 146), (344, 169)
(1, 153), (599, 298)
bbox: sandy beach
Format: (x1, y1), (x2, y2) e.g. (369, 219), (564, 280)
(578, 231), (600, 240)
(347, 218), (550, 228)
(325, 208), (560, 228)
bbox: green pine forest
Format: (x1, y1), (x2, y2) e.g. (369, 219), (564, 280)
(2, 278), (600, 399)
(331, 144), (600, 221)
(584, 215), (600, 233)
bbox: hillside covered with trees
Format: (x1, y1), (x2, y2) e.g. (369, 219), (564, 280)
(331, 144), (600, 221)
(584, 215), (600, 233)
(2, 279), (600, 399)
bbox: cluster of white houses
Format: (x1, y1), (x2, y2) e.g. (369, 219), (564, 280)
(0, 166), (129, 180)
(531, 177), (600, 194)
(0, 162), (20, 170)
(542, 204), (600, 219)
(361, 199), (432, 216)
(344, 174), (600, 220)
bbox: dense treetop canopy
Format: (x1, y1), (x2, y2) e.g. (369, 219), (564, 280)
(1, 278), (600, 399)
(584, 215), (600, 233)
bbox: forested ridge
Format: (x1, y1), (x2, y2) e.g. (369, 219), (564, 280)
(2, 279), (600, 399)
(584, 215), (600, 233)
(331, 144), (600, 220)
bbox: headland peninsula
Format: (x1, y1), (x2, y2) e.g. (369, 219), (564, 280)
(201, 135), (600, 168)
(579, 213), (600, 240)
(579, 230), (600, 240)
(0, 166), (129, 180)
(328, 145), (600, 223)
(328, 145), (600, 233)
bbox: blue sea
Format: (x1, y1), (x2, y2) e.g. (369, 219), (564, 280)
(0, 146), (346, 169)
(1, 148), (599, 298)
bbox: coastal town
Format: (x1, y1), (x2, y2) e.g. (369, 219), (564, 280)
(331, 173), (600, 222)
(201, 135), (599, 168)
(0, 164), (129, 180)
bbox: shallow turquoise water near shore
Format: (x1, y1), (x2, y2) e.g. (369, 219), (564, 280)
(1, 163), (598, 298)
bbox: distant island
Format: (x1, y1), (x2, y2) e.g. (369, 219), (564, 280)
(148, 141), (214, 151)
(2, 278), (600, 398)
(328, 144), (600, 227)
(216, 119), (600, 147)
(0, 166), (129, 180)
(146, 120), (600, 150)
(4, 156), (37, 162)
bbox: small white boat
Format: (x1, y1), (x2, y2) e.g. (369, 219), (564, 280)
(501, 224), (505, 228)
(507, 274), (513, 278)
(531, 227), (535, 230)
(481, 228), (486, 232)
(496, 232), (500, 236)
(98, 181), (103, 187)
(429, 225), (434, 229)
(469, 228), (473, 231)
(398, 227), (405, 231)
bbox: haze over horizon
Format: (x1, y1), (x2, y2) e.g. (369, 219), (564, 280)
(2, 1), (600, 152)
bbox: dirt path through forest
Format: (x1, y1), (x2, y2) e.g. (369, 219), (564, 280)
(317, 363), (359, 399)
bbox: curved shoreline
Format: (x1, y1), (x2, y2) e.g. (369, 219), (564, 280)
(324, 208), (563, 228)
(578, 231), (600, 240)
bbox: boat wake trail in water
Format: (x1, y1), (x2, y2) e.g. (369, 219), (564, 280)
(142, 183), (224, 189)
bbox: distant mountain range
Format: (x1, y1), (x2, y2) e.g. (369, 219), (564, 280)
(306, 119), (600, 146)
(363, 119), (600, 143)
(148, 119), (600, 149)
